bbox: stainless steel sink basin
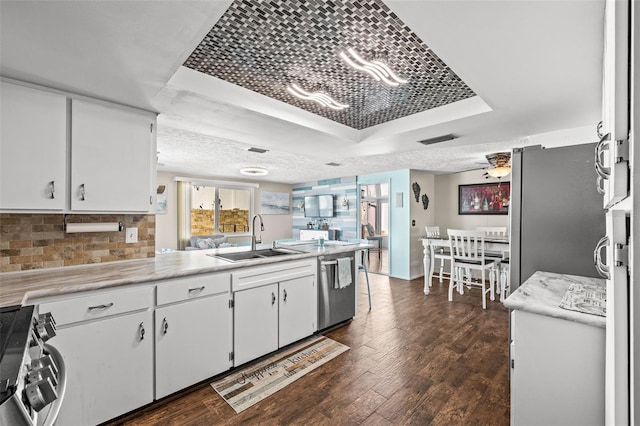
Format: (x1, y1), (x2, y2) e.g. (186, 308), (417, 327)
(208, 248), (304, 262)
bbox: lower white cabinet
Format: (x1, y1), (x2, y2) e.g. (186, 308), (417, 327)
(279, 276), (317, 347)
(232, 259), (317, 366)
(510, 310), (605, 425)
(234, 283), (280, 366)
(38, 286), (154, 426)
(155, 273), (232, 398)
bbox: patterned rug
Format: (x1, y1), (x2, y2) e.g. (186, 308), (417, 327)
(211, 335), (349, 413)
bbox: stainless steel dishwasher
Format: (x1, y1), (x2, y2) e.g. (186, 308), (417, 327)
(318, 252), (356, 330)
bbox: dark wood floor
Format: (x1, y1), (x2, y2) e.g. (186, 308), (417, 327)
(108, 273), (510, 426)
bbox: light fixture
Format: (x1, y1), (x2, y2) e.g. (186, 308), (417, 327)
(240, 167), (268, 176)
(485, 152), (511, 178)
(339, 47), (407, 87)
(286, 83), (348, 110)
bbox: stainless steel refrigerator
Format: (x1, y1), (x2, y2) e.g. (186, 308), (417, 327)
(509, 143), (606, 290)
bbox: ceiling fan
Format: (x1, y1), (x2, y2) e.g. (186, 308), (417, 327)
(482, 152), (512, 179)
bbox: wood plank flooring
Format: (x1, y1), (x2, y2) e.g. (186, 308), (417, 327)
(107, 273), (510, 426)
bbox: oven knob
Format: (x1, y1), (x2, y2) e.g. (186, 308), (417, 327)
(35, 312), (57, 342)
(31, 354), (59, 378)
(24, 378), (58, 412)
(28, 365), (58, 387)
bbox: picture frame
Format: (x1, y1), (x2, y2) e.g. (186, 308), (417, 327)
(458, 182), (510, 215)
(260, 191), (290, 215)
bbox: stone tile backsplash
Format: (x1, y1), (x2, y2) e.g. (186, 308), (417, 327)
(0, 213), (155, 273)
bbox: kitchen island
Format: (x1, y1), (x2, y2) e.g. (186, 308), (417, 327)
(0, 241), (371, 425)
(504, 271), (606, 426)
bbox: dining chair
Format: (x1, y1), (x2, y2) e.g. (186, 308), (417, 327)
(425, 226), (451, 286)
(476, 226), (509, 299)
(365, 223), (383, 262)
(447, 229), (500, 309)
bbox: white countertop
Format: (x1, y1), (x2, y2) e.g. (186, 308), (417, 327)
(0, 242), (371, 307)
(503, 271), (606, 328)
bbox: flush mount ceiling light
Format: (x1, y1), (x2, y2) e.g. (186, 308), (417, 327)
(339, 48), (407, 87)
(286, 83), (348, 110)
(240, 166), (268, 176)
(485, 152), (512, 178)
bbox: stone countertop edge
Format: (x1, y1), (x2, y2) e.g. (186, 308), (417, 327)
(0, 243), (372, 308)
(503, 271), (606, 328)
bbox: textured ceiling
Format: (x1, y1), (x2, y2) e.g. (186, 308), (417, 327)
(183, 0), (476, 130)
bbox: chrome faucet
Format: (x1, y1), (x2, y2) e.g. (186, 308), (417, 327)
(251, 214), (264, 250)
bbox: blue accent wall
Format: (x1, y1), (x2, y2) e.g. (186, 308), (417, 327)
(292, 176), (358, 240)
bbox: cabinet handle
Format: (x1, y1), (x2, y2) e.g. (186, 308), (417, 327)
(188, 286), (205, 294)
(79, 184), (86, 201)
(88, 302), (114, 311)
(162, 317), (169, 335)
(596, 121), (603, 139)
(271, 292), (276, 306)
(49, 181), (55, 199)
(593, 236), (610, 279)
(594, 133), (611, 179)
(283, 289), (287, 302)
(138, 322), (145, 341)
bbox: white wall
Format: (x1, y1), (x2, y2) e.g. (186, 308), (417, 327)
(155, 171), (293, 251)
(434, 169), (510, 233)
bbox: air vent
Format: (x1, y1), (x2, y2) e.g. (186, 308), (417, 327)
(325, 162), (341, 166)
(247, 147), (269, 153)
(417, 134), (457, 146)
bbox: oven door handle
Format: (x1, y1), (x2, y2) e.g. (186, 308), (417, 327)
(40, 343), (67, 426)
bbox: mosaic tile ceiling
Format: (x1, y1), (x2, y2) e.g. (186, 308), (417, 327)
(183, 0), (476, 130)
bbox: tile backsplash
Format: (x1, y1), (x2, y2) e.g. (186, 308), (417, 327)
(0, 214), (155, 273)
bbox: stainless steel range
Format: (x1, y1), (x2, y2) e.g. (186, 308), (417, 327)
(0, 305), (66, 426)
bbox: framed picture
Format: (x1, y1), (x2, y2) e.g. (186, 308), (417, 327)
(260, 192), (290, 214)
(458, 182), (510, 215)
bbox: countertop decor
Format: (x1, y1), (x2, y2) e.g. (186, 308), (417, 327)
(0, 242), (372, 308)
(503, 271), (606, 328)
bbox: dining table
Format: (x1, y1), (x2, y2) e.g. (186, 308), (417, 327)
(420, 234), (510, 296)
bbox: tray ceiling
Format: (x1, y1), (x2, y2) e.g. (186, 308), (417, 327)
(183, 0), (476, 130)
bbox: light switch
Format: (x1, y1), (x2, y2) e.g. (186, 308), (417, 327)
(126, 227), (138, 243)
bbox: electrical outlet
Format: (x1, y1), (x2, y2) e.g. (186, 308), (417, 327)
(126, 227), (138, 243)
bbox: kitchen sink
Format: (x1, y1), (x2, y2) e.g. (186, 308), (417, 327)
(208, 248), (304, 262)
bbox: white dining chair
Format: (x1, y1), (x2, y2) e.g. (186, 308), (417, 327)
(476, 226), (509, 300)
(447, 229), (500, 309)
(425, 226), (451, 286)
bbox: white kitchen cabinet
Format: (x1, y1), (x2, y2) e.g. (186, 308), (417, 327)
(38, 286), (154, 426)
(71, 99), (156, 212)
(234, 282), (279, 366)
(232, 259), (317, 366)
(279, 275), (317, 347)
(510, 310), (605, 426)
(0, 81), (67, 210)
(155, 273), (232, 399)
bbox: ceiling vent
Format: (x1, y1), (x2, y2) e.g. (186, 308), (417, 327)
(247, 147), (269, 153)
(417, 134), (457, 146)
(325, 162), (341, 166)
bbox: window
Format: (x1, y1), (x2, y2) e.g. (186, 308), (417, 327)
(176, 178), (257, 249)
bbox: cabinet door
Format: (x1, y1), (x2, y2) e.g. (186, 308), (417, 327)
(53, 310), (153, 425)
(155, 294), (232, 399)
(71, 99), (154, 212)
(233, 283), (278, 366)
(279, 275), (317, 347)
(0, 82), (67, 210)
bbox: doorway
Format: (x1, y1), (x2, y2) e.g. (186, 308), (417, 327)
(360, 183), (389, 275)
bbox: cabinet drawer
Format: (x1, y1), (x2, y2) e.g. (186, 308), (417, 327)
(39, 286), (153, 327)
(156, 273), (230, 306)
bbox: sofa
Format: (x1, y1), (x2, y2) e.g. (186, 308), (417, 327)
(185, 234), (233, 250)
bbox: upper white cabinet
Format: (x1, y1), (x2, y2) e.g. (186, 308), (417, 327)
(71, 99), (156, 212)
(597, 0), (630, 208)
(0, 82), (67, 210)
